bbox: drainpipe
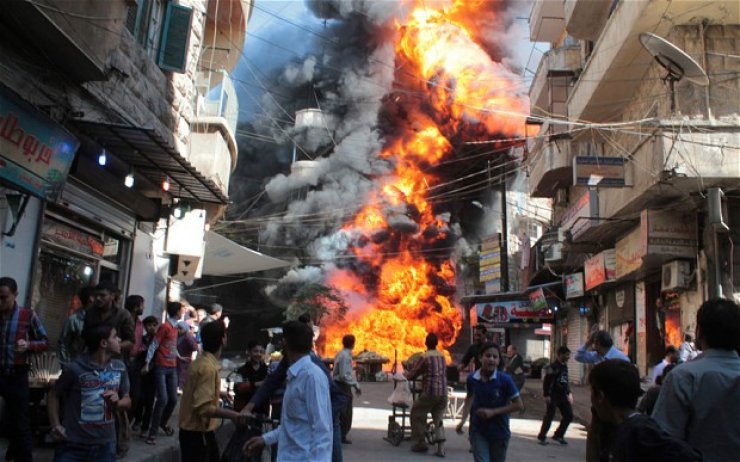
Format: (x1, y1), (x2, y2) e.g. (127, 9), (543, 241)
(699, 22), (712, 120)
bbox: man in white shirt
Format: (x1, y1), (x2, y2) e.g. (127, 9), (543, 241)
(333, 334), (361, 444)
(678, 333), (698, 363)
(651, 345), (677, 385)
(243, 321), (333, 461)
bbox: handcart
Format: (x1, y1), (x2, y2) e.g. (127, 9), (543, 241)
(384, 350), (445, 454)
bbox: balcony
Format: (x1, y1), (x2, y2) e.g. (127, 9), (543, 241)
(564, 0), (614, 41)
(568, 0), (739, 123)
(529, 0), (566, 43)
(529, 45), (581, 117)
(529, 138), (573, 198)
(201, 1), (254, 74)
(575, 121), (739, 245)
(189, 70), (239, 195)
(0, 0), (128, 81)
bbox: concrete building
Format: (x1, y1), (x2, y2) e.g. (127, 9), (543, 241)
(526, 0), (740, 382)
(0, 0), (252, 346)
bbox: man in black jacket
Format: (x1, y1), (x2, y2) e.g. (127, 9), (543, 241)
(537, 346), (573, 445)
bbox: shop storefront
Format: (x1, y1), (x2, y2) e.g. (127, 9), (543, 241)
(562, 271), (594, 384)
(31, 181), (135, 346)
(470, 290), (556, 363)
(614, 208), (700, 375)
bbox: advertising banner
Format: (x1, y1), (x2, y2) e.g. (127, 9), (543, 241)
(565, 272), (585, 299)
(475, 300), (553, 323)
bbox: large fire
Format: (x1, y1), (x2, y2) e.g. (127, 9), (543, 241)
(320, 1), (527, 362)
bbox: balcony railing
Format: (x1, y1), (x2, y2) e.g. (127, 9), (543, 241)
(529, 45), (581, 116)
(529, 138), (573, 198)
(196, 69), (238, 137)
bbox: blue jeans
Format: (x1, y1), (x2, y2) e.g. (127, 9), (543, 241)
(332, 415), (343, 462)
(53, 441), (116, 462)
(148, 366), (178, 437)
(470, 432), (509, 462)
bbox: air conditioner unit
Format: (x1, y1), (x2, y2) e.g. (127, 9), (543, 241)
(661, 260), (691, 292)
(544, 242), (563, 262)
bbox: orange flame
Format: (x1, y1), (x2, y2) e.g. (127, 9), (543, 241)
(320, 1), (527, 363)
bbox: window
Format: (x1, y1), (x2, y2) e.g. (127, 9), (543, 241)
(126, 0), (192, 73)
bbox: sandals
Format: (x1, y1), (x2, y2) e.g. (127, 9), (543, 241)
(161, 425), (175, 436)
(144, 436), (156, 445)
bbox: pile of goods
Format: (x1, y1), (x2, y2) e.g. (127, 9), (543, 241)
(356, 350), (390, 363)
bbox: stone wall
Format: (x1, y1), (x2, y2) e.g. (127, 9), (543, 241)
(623, 25), (740, 123)
(83, 0), (207, 154)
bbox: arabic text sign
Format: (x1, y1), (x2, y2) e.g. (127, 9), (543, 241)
(0, 86), (79, 199)
(573, 156), (626, 186)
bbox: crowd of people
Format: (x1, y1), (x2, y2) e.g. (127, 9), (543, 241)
(1, 273), (739, 462)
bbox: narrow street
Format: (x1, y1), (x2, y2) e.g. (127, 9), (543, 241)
(19, 380), (586, 462)
(341, 381), (586, 462)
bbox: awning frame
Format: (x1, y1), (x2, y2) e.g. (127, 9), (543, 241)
(72, 121), (228, 204)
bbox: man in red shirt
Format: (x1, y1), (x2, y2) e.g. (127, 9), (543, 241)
(0, 276), (49, 462)
(143, 301), (185, 445)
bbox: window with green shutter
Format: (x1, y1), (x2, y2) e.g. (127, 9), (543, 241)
(157, 2), (193, 73)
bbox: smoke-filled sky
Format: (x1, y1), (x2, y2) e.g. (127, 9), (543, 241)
(222, 1), (542, 312)
(226, 0), (543, 218)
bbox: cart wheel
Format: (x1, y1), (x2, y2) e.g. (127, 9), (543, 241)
(425, 421), (437, 445)
(388, 421), (403, 446)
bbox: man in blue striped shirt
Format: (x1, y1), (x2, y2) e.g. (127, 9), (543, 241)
(575, 329), (630, 462)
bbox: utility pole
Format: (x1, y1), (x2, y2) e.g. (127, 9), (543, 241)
(500, 160), (509, 292)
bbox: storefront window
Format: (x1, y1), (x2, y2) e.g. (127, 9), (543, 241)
(32, 215), (130, 346)
(34, 251), (95, 347)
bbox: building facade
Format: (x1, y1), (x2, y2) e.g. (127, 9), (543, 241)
(526, 0), (739, 382)
(0, 0), (251, 346)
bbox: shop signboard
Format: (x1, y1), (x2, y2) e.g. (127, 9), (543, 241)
(573, 156), (626, 186)
(644, 209), (697, 258)
(616, 226), (646, 279)
(0, 86), (79, 200)
(560, 190), (598, 241)
(615, 210), (697, 279)
(565, 272), (585, 299)
(480, 234), (501, 293)
(584, 249), (616, 290)
(42, 220), (104, 258)
(475, 299), (553, 323)
(166, 208), (206, 257)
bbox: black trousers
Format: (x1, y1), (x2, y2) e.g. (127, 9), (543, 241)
(0, 373), (33, 462)
(337, 382), (353, 439)
(179, 429), (219, 462)
(538, 398), (573, 439)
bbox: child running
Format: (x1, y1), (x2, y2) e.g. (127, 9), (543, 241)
(456, 343), (524, 462)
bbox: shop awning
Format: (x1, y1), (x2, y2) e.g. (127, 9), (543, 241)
(203, 231), (290, 276)
(72, 121), (228, 204)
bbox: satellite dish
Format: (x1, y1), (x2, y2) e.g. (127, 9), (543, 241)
(639, 32), (709, 112)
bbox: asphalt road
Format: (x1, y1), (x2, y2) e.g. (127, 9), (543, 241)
(342, 381), (587, 462)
